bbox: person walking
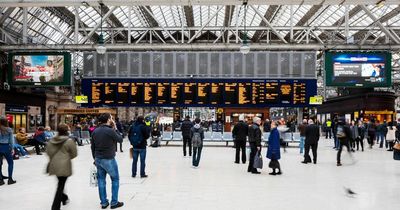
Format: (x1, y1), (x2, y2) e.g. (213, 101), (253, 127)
(336, 117), (353, 166)
(0, 117), (16, 185)
(232, 114), (248, 164)
(302, 119), (320, 164)
(91, 113), (124, 209)
(46, 124), (77, 210)
(181, 116), (194, 157)
(191, 118), (204, 168)
(248, 117), (262, 174)
(128, 116), (150, 178)
(298, 119), (307, 154)
(115, 118), (124, 153)
(266, 121), (282, 175)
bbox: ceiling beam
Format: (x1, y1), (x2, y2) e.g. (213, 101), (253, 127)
(139, 6), (166, 41)
(96, 5), (128, 41)
(2, 43), (400, 51)
(2, 0), (400, 7)
(223, 5), (235, 42)
(252, 5), (279, 42)
(0, 7), (16, 26)
(183, 6), (195, 37)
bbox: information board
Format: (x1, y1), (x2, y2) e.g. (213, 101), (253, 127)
(82, 79), (317, 107)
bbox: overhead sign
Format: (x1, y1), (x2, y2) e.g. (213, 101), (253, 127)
(309, 96), (323, 105)
(75, 96), (88, 103)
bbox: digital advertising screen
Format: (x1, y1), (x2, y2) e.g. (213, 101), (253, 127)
(8, 52), (71, 86)
(325, 51), (391, 87)
(81, 78), (317, 108)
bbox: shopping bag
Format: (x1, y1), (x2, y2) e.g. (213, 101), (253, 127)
(253, 151), (263, 169)
(90, 165), (98, 187)
(129, 147), (133, 159)
(393, 141), (400, 160)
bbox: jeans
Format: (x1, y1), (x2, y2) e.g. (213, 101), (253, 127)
(132, 149), (147, 176)
(377, 133), (386, 148)
(337, 141), (351, 164)
(192, 146), (203, 167)
(51, 176), (68, 210)
(95, 158), (120, 207)
(325, 128), (332, 139)
(235, 140), (246, 163)
(183, 136), (192, 156)
(299, 136), (305, 154)
(0, 144), (13, 179)
(13, 144), (27, 156)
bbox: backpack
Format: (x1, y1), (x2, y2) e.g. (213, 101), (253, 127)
(337, 125), (346, 138)
(192, 129), (202, 147)
(129, 124), (143, 147)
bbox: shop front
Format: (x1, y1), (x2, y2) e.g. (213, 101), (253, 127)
(57, 108), (117, 127)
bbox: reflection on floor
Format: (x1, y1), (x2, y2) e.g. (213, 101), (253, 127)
(1, 138), (400, 210)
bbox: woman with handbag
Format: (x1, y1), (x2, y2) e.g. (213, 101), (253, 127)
(46, 124), (77, 210)
(266, 121), (282, 175)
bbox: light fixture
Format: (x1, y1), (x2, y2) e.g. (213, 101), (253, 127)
(96, 2), (106, 54)
(240, 0), (250, 55)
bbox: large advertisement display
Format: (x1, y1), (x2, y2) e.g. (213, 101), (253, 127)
(325, 51), (391, 87)
(8, 52), (71, 86)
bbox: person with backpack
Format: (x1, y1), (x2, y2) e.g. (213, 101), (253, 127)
(302, 119), (320, 164)
(91, 113), (124, 209)
(232, 114), (248, 164)
(191, 118), (204, 168)
(336, 117), (353, 166)
(128, 116), (150, 178)
(181, 116), (194, 157)
(248, 117), (262, 174)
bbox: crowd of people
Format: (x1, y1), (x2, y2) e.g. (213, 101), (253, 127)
(0, 113), (399, 210)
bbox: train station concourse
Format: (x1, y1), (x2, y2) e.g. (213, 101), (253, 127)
(0, 1), (400, 210)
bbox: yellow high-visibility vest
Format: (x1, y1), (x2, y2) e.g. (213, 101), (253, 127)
(326, 121), (332, 127)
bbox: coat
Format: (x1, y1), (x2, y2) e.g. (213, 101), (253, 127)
(248, 123), (262, 146)
(232, 121), (248, 142)
(46, 136), (77, 177)
(305, 124), (320, 144)
(267, 128), (280, 160)
(16, 132), (28, 145)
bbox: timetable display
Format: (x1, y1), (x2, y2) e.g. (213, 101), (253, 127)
(82, 78), (317, 107)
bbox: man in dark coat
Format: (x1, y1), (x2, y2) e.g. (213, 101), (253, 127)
(336, 117), (353, 166)
(263, 119), (271, 132)
(232, 114), (248, 164)
(302, 119), (320, 164)
(181, 116), (194, 157)
(248, 117), (262, 174)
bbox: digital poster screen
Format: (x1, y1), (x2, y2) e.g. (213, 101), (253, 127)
(81, 78), (317, 107)
(9, 52), (71, 86)
(325, 51), (391, 87)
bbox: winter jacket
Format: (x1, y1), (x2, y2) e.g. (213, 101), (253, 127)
(263, 121), (271, 132)
(46, 136), (77, 177)
(305, 124), (320, 144)
(16, 131), (29, 145)
(0, 128), (14, 145)
(232, 121), (248, 142)
(266, 128), (280, 160)
(34, 131), (46, 143)
(128, 121), (150, 149)
(337, 123), (352, 143)
(181, 119), (194, 138)
(248, 123), (262, 146)
(91, 124), (123, 159)
(190, 124), (205, 146)
(298, 123), (307, 137)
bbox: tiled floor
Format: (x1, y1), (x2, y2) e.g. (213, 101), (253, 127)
(1, 138), (399, 210)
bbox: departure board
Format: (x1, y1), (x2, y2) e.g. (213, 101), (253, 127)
(117, 83), (129, 104)
(144, 83), (157, 104)
(265, 82), (279, 104)
(131, 83), (144, 104)
(82, 78), (317, 107)
(104, 82), (117, 104)
(210, 83), (223, 104)
(91, 82), (103, 104)
(171, 82), (183, 104)
(184, 83), (196, 104)
(197, 83), (209, 104)
(157, 83), (170, 104)
(238, 83), (252, 105)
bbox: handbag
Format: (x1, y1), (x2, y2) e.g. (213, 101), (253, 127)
(90, 165), (98, 187)
(129, 147), (133, 159)
(253, 151), (263, 169)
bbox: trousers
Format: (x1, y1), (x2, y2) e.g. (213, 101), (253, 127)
(235, 140), (246, 163)
(304, 142), (318, 163)
(51, 176), (68, 210)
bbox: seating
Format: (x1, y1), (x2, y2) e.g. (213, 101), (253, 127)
(212, 132), (223, 141)
(223, 132), (233, 141)
(292, 133), (301, 142)
(161, 131), (173, 141)
(171, 131), (182, 141)
(204, 132), (212, 141)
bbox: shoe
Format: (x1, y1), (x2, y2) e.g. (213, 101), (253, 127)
(24, 155), (30, 158)
(120, 150), (123, 153)
(337, 163), (342, 166)
(234, 162), (239, 164)
(387, 149), (393, 151)
(7, 179), (16, 185)
(0, 179), (4, 186)
(1, 175), (8, 179)
(62, 198), (69, 206)
(110, 202), (124, 209)
(269, 172), (277, 175)
(131, 175), (136, 178)
(276, 171), (282, 175)
(37, 153), (43, 155)
(313, 161), (317, 164)
(101, 203), (110, 209)
(251, 171), (261, 174)
(141, 175), (148, 178)
(301, 161), (310, 164)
